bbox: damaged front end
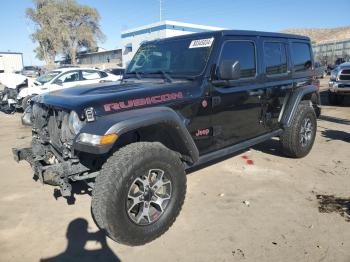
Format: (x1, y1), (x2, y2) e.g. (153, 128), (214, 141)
(0, 86), (19, 113)
(12, 103), (103, 197)
(0, 74), (31, 113)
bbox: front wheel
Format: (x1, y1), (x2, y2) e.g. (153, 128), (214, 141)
(280, 103), (317, 158)
(92, 142), (186, 246)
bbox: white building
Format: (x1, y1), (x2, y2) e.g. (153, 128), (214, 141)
(0, 52), (23, 73)
(121, 20), (224, 67)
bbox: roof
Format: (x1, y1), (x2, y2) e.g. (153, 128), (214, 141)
(51, 67), (102, 73)
(0, 51), (23, 55)
(78, 49), (122, 57)
(147, 30), (310, 43)
(121, 20), (225, 39)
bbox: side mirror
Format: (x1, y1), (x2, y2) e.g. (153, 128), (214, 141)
(219, 60), (241, 80)
(55, 79), (63, 86)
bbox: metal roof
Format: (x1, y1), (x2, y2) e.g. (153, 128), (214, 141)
(121, 20), (224, 38)
(0, 51), (23, 55)
(148, 30), (310, 43)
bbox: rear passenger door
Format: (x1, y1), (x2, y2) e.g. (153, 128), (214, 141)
(210, 37), (267, 149)
(260, 38), (292, 130)
(50, 70), (81, 92)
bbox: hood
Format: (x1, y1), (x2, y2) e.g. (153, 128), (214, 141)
(0, 73), (29, 89)
(34, 80), (198, 117)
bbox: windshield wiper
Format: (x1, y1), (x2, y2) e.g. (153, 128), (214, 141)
(148, 70), (173, 83)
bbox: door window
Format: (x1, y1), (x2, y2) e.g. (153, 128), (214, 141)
(291, 42), (312, 72)
(99, 71), (109, 78)
(57, 71), (80, 83)
(264, 42), (288, 75)
(219, 41), (256, 78)
(81, 70), (102, 80)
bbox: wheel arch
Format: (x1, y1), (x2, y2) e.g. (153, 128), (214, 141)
(280, 85), (319, 127)
(77, 107), (199, 164)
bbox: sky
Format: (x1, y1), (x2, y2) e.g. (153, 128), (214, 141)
(0, 0), (349, 65)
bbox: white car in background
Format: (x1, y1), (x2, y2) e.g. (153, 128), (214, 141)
(18, 67), (121, 109)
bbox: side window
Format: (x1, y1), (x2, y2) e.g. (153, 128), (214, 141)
(291, 42), (312, 72)
(57, 71), (80, 83)
(99, 71), (108, 78)
(81, 70), (101, 80)
(264, 42), (288, 75)
(219, 41), (256, 78)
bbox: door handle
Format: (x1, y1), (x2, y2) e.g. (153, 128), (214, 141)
(248, 90), (264, 96)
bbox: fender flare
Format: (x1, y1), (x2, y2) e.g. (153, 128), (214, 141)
(75, 107), (199, 163)
(280, 85), (318, 127)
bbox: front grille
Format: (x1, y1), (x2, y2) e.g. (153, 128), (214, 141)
(32, 104), (75, 151)
(339, 69), (350, 81)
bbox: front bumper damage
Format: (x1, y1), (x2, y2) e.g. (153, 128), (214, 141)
(12, 147), (97, 197)
(0, 88), (23, 113)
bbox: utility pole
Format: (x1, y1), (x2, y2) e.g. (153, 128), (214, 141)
(159, 0), (163, 22)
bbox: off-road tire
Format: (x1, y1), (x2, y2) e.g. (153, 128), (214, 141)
(280, 103), (317, 158)
(92, 142), (186, 246)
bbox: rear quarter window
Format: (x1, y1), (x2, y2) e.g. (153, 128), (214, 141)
(291, 42), (312, 72)
(264, 42), (288, 75)
(99, 71), (108, 78)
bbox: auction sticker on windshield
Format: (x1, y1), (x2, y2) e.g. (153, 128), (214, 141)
(189, 37), (214, 48)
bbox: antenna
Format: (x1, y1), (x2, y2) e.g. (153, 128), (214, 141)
(159, 0), (163, 21)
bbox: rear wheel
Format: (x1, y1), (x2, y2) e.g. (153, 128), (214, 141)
(92, 142), (186, 246)
(280, 103), (317, 158)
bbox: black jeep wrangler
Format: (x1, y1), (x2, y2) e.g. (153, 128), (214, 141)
(13, 30), (320, 246)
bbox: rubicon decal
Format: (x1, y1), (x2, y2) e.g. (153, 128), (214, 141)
(104, 92), (183, 112)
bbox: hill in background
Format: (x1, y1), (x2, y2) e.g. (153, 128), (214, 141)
(282, 26), (350, 43)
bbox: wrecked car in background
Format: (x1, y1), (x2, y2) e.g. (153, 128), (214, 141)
(1, 67), (121, 113)
(0, 73), (36, 113)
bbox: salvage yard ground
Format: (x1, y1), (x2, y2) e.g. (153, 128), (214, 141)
(0, 78), (349, 262)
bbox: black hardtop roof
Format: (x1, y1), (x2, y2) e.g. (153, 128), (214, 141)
(150, 30), (310, 43)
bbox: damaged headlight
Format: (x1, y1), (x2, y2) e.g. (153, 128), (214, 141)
(68, 111), (84, 134)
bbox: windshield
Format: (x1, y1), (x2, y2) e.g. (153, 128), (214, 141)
(36, 71), (61, 84)
(24, 66), (36, 71)
(126, 37), (214, 77)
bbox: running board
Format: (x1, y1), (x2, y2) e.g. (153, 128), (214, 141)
(187, 129), (283, 169)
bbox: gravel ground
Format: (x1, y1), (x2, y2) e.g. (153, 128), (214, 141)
(0, 77), (349, 262)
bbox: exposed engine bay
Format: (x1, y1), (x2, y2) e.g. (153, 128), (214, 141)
(13, 103), (102, 197)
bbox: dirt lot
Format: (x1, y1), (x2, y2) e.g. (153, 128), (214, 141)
(0, 79), (349, 262)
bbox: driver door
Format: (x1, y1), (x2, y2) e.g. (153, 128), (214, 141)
(210, 37), (266, 150)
